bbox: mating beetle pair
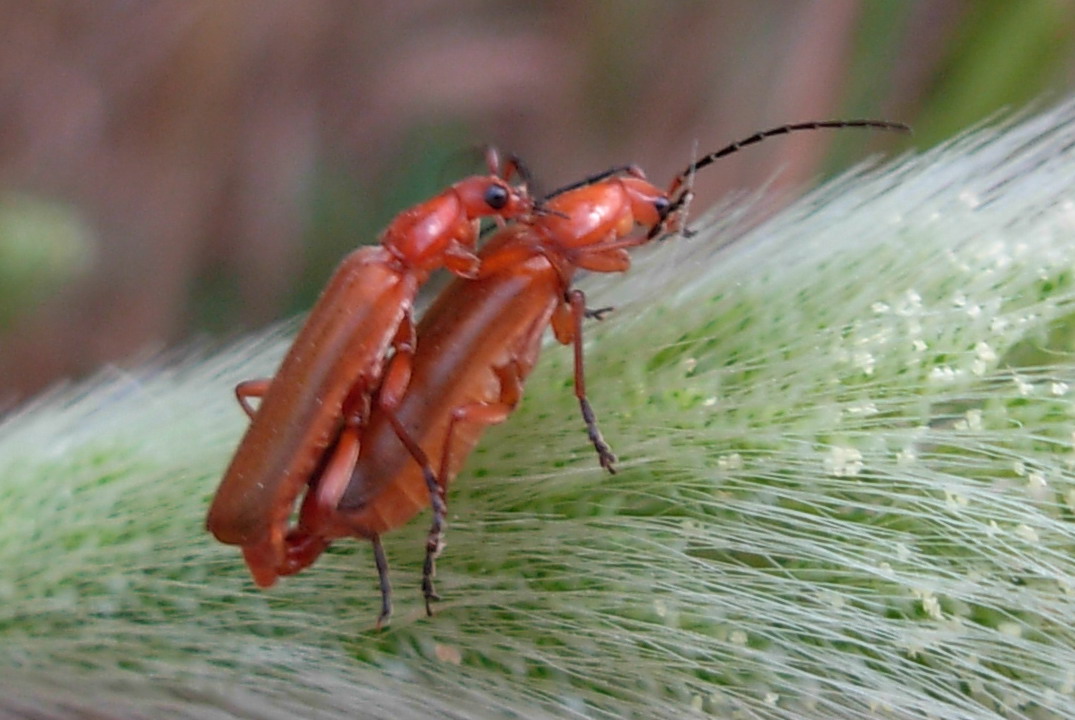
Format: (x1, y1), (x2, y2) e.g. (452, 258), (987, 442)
(207, 120), (909, 625)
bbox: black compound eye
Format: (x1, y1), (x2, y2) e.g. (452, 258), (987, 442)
(484, 183), (510, 210)
(654, 196), (671, 217)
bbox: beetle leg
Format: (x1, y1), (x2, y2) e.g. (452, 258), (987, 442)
(431, 361), (524, 613)
(234, 379), (271, 420)
(573, 246), (632, 273)
(443, 234), (481, 279)
(567, 289), (618, 473)
(585, 305), (615, 321)
(382, 412), (449, 614)
(378, 309), (416, 412)
(382, 409), (448, 615)
(384, 360), (524, 616)
(281, 424), (362, 575)
(291, 322), (408, 556)
(371, 534), (392, 629)
(286, 422), (397, 627)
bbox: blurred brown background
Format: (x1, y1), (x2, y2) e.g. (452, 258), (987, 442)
(2, 0), (1074, 404)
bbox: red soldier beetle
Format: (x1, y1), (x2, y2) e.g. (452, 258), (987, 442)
(206, 148), (536, 587)
(269, 120), (910, 625)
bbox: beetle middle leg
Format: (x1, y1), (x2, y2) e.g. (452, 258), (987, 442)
(553, 289), (617, 473)
(585, 305), (615, 321)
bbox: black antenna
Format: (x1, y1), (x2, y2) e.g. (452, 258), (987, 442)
(542, 165), (642, 201)
(669, 119), (910, 195)
(640, 118), (911, 240)
(645, 119), (911, 239)
(543, 119), (909, 206)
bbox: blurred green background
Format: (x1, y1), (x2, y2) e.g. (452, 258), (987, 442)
(1, 0), (1074, 404)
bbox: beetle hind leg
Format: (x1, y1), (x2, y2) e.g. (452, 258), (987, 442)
(372, 535), (393, 628)
(384, 361), (521, 617)
(421, 464), (447, 615)
(383, 410), (446, 615)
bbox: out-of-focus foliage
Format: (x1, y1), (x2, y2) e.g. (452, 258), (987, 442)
(1, 1), (1075, 398)
(0, 195), (93, 330)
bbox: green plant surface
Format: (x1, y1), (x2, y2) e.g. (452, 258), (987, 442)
(0, 195), (93, 330)
(4, 99), (1075, 719)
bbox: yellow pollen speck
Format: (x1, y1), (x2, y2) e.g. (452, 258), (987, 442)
(998, 622), (1022, 638)
(1027, 472), (1048, 501)
(975, 341), (997, 362)
(913, 588), (943, 620)
(718, 453), (743, 470)
(854, 351), (875, 375)
(930, 366), (957, 382)
(945, 490), (968, 509)
(1017, 524), (1039, 542)
(1062, 668), (1075, 694)
(825, 446), (863, 477)
(964, 409), (983, 430)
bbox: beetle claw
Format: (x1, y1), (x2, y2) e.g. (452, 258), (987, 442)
(423, 583), (441, 616)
